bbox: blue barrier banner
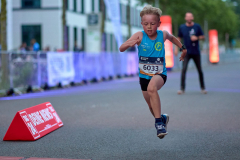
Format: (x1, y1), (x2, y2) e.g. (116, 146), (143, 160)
(127, 52), (138, 75)
(27, 51), (139, 87)
(47, 52), (75, 86)
(73, 53), (85, 83)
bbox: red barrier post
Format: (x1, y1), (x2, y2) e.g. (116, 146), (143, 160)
(209, 29), (220, 63)
(159, 15), (174, 68)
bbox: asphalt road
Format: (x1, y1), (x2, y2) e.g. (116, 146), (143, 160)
(0, 62), (240, 160)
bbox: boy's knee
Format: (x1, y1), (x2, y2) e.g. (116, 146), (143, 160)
(147, 86), (157, 95)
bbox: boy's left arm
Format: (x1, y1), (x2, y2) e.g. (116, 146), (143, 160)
(163, 30), (187, 61)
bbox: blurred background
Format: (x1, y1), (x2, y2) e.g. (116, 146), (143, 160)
(0, 0), (239, 96)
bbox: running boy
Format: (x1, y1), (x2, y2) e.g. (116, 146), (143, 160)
(119, 5), (187, 139)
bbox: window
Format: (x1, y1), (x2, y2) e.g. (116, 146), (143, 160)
(63, 26), (69, 50)
(66, 26), (69, 50)
(99, 0), (101, 12)
(106, 33), (111, 52)
(110, 34), (113, 52)
(73, 0), (77, 12)
(74, 27), (77, 43)
(115, 39), (118, 52)
(81, 0), (84, 13)
(73, 27), (78, 51)
(22, 0), (40, 8)
(102, 33), (106, 51)
(66, 0), (69, 10)
(81, 29), (85, 51)
(92, 0), (95, 12)
(22, 25), (41, 49)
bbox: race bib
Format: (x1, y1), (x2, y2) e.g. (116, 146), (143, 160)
(139, 56), (164, 76)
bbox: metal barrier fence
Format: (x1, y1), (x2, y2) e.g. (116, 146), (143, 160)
(0, 51), (139, 91)
(0, 51), (47, 90)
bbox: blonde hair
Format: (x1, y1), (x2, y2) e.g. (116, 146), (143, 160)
(140, 5), (162, 21)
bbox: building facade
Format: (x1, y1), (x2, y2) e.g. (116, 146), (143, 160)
(4, 0), (145, 52)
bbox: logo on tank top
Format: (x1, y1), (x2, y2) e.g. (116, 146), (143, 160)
(141, 43), (150, 51)
(155, 42), (162, 51)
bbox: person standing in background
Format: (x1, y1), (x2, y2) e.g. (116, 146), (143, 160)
(174, 12), (207, 95)
(31, 39), (40, 51)
(19, 42), (29, 52)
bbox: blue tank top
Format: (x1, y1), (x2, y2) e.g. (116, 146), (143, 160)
(138, 30), (167, 80)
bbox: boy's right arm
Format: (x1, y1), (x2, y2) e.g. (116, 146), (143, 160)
(119, 32), (143, 52)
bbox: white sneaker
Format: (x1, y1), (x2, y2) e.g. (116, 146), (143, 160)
(201, 89), (207, 94)
(177, 90), (185, 95)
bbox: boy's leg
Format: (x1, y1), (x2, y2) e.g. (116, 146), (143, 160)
(142, 90), (169, 139)
(147, 75), (165, 118)
(147, 75), (168, 138)
(142, 91), (155, 117)
(140, 78), (155, 117)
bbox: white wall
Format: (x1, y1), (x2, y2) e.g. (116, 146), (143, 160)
(94, 0), (99, 13)
(12, 0), (21, 8)
(85, 0), (92, 13)
(77, 0), (81, 12)
(66, 12), (87, 28)
(42, 0), (60, 8)
(68, 0), (74, 11)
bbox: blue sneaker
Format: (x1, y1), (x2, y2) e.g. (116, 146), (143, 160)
(158, 114), (169, 139)
(155, 121), (167, 139)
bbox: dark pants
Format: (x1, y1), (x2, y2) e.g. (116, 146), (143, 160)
(181, 54), (205, 90)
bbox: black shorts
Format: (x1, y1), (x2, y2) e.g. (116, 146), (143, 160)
(139, 74), (167, 91)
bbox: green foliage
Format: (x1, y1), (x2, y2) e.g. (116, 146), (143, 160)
(1, 0), (9, 89)
(137, 0), (239, 41)
(1, 0), (7, 50)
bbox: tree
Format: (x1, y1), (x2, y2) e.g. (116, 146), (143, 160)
(62, 0), (68, 50)
(0, 0), (9, 89)
(137, 0), (239, 42)
(228, 0), (240, 38)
